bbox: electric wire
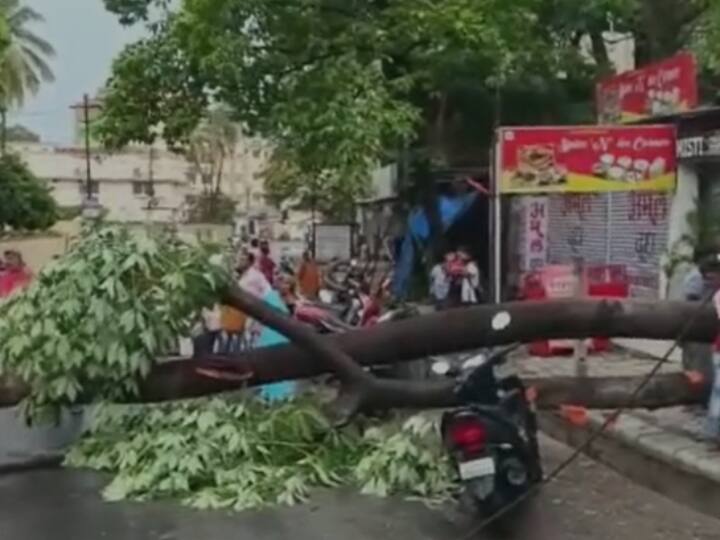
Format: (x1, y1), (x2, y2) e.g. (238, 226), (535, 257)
(455, 292), (716, 539)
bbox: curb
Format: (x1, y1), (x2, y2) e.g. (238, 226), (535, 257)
(539, 410), (720, 520)
(0, 453), (63, 475)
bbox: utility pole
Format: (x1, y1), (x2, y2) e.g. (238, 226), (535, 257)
(70, 94), (101, 205)
(82, 94), (92, 200)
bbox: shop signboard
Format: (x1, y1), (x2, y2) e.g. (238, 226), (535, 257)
(522, 196), (548, 272)
(314, 224), (353, 262)
(497, 125), (676, 194)
(596, 52), (698, 124)
(677, 131), (720, 160)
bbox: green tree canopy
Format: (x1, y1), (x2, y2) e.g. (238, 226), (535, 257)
(98, 0), (720, 214)
(0, 152), (57, 231)
(0, 0), (55, 108)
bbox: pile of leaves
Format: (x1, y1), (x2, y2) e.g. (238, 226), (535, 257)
(65, 396), (459, 511)
(0, 225), (229, 419)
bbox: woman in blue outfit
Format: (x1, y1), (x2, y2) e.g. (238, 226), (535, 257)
(236, 249), (297, 402)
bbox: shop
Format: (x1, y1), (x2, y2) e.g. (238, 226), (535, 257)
(497, 124), (677, 303)
(508, 190), (671, 300)
(665, 107), (720, 298)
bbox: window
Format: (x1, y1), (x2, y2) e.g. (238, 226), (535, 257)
(133, 182), (154, 196)
(78, 181), (99, 195)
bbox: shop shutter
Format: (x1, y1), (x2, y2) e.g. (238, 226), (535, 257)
(510, 192), (670, 300)
(608, 192), (669, 299)
(547, 193), (609, 267)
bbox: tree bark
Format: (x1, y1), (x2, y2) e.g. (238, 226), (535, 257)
(2, 299), (715, 411)
(204, 300), (717, 384)
(138, 362), (707, 411)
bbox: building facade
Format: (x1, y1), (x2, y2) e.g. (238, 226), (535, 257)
(10, 136), (275, 224)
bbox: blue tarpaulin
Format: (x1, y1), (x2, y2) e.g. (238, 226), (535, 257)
(391, 193), (477, 298)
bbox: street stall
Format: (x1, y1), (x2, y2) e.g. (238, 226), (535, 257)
(494, 124), (677, 305)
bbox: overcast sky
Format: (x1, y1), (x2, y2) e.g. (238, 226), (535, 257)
(8, 0), (144, 144)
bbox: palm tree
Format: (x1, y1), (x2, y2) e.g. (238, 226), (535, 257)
(0, 0), (55, 152)
(0, 0), (55, 107)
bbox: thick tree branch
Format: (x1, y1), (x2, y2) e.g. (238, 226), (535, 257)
(221, 283), (376, 420)
(2, 300), (715, 412)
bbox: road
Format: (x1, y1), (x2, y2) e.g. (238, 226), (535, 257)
(0, 437), (718, 540)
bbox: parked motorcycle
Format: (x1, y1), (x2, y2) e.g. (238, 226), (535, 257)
(293, 292), (423, 379)
(432, 345), (542, 523)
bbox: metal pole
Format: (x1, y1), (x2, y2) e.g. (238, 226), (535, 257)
(83, 93), (92, 199)
(492, 82), (503, 303)
(493, 144), (502, 303)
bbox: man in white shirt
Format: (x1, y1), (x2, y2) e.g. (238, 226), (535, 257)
(429, 255), (450, 308)
(458, 247), (482, 305)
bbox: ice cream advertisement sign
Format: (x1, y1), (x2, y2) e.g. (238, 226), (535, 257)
(497, 125), (676, 194)
(596, 52), (698, 124)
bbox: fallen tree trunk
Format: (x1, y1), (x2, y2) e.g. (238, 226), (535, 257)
(160, 299), (718, 386)
(138, 298), (717, 413)
(2, 299), (716, 411)
(139, 359), (709, 410)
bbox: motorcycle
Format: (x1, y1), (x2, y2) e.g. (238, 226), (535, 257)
(432, 345), (542, 523)
(293, 291), (423, 380)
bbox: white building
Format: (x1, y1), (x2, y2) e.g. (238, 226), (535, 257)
(10, 138), (275, 224)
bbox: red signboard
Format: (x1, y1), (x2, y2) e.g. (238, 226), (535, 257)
(596, 52), (698, 124)
(497, 125), (676, 194)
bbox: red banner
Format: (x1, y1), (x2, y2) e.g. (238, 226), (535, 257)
(497, 125), (676, 194)
(596, 52), (698, 124)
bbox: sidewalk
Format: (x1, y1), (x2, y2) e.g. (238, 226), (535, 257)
(521, 351), (720, 520)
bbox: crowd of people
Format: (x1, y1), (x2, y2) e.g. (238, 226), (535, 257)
(429, 247), (484, 309)
(194, 239), (322, 359)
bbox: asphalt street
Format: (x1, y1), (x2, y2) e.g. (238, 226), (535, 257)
(1, 437), (718, 540)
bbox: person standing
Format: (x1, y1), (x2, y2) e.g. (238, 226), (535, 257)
(248, 238), (261, 259)
(236, 249), (297, 402)
(682, 253), (719, 383)
(458, 247), (482, 305)
(429, 255), (450, 309)
(444, 251), (465, 308)
(193, 304), (221, 358)
(258, 240), (277, 286)
(297, 250), (321, 299)
(0, 250), (32, 298)
(705, 256), (720, 444)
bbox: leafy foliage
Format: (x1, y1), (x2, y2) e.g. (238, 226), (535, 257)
(185, 192), (236, 224)
(0, 0), (55, 107)
(0, 152), (57, 231)
(99, 0), (720, 215)
(0, 225), (229, 419)
(186, 106), (238, 197)
(66, 396), (457, 510)
(664, 203), (720, 278)
(96, 26), (207, 150)
(98, 0), (589, 214)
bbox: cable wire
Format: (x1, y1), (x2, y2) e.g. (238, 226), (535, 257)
(456, 293), (715, 539)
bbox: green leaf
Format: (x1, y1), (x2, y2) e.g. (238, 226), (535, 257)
(120, 311), (135, 333)
(196, 410), (218, 432)
(103, 477), (130, 502)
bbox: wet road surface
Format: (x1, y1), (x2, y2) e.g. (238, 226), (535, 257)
(1, 437), (719, 540)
